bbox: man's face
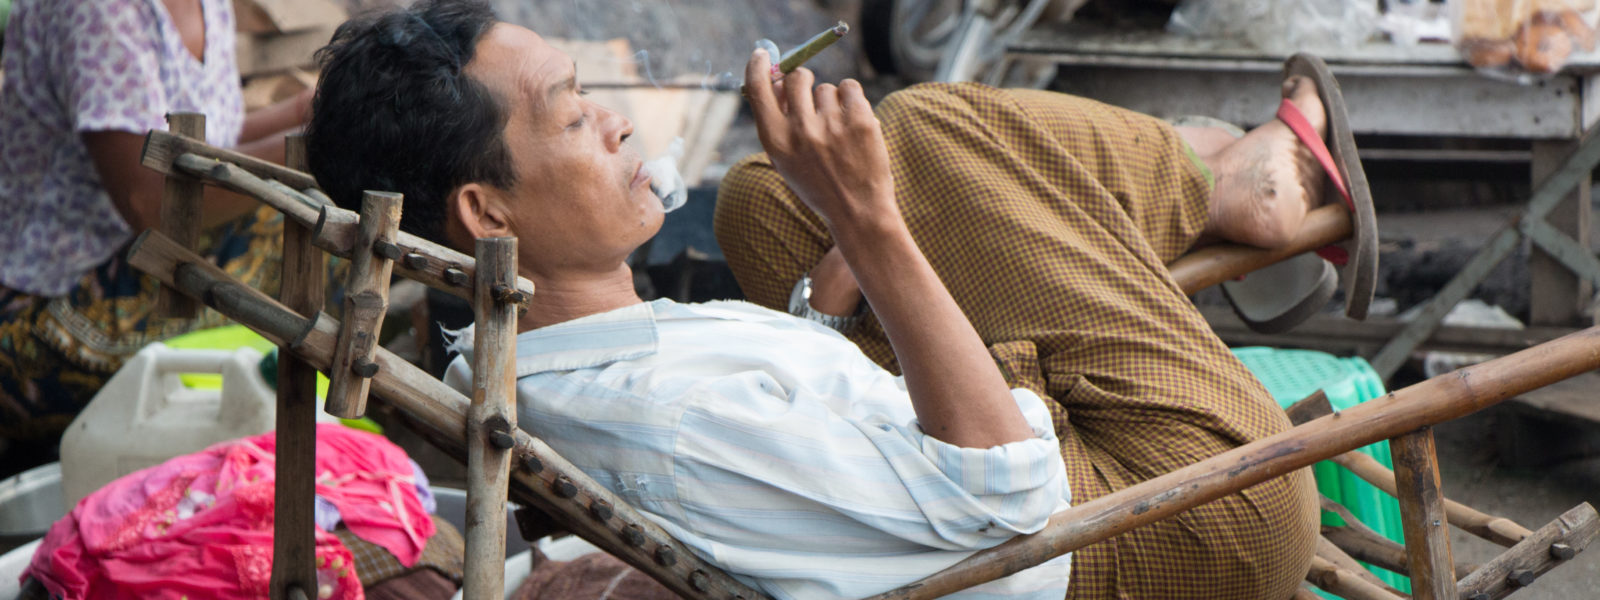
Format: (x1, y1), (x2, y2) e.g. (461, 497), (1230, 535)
(464, 24), (663, 276)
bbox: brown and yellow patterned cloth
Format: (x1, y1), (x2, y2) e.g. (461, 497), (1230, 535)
(715, 83), (1319, 599)
(333, 513), (465, 596)
(0, 206), (290, 448)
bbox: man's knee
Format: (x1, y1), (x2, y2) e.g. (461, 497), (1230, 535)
(712, 153), (779, 250)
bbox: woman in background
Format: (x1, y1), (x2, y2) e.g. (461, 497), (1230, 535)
(0, 0), (310, 473)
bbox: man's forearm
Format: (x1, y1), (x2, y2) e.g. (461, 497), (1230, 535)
(833, 215), (1033, 448)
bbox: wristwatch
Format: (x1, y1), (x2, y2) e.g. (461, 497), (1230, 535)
(788, 275), (867, 333)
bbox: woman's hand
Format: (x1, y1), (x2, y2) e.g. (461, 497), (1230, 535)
(743, 50), (897, 231)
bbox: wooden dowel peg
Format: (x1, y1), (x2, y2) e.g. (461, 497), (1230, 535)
(324, 191), (402, 418)
(156, 113), (206, 319)
(1456, 503), (1600, 600)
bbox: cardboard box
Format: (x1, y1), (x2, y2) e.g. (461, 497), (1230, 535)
(235, 25), (338, 78)
(233, 0), (346, 35)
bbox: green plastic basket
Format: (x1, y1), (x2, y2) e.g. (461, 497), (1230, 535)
(1232, 347), (1408, 595)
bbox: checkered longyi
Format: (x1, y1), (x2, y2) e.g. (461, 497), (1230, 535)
(715, 83), (1319, 600)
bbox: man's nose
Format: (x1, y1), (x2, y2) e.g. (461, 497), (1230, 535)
(602, 106), (633, 152)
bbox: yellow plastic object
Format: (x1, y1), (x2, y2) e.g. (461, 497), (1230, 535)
(164, 325), (327, 397)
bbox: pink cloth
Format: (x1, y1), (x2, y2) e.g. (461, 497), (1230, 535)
(23, 424), (436, 600)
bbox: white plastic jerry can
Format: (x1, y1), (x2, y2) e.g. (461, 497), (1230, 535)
(60, 343), (277, 506)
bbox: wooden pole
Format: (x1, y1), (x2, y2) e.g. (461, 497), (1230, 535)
(861, 324), (1600, 600)
(1312, 535), (1405, 596)
(1389, 427), (1457, 600)
(143, 128), (318, 191)
(1330, 450), (1532, 547)
(156, 113), (206, 319)
(1305, 555), (1404, 600)
(324, 191), (401, 418)
(125, 231), (770, 600)
(270, 135), (321, 600)
(1455, 503), (1599, 600)
(1169, 204), (1352, 295)
(1321, 497), (1481, 581)
(462, 237), (518, 599)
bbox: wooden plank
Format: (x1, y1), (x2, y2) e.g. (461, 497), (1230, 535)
(462, 237), (519, 600)
(157, 114), (206, 319)
(1510, 372), (1600, 424)
(269, 135), (321, 600)
(1455, 503), (1600, 600)
(1389, 428), (1456, 600)
(1369, 124), (1600, 379)
(1522, 218), (1600, 290)
(1330, 450), (1530, 548)
(235, 25), (338, 78)
(1368, 227), (1521, 379)
(125, 231), (771, 600)
(1201, 307), (1578, 358)
(862, 324), (1600, 600)
(233, 0), (347, 35)
(1529, 140), (1593, 326)
(324, 192), (401, 418)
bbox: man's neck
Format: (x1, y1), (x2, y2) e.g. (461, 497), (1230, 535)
(516, 264), (644, 331)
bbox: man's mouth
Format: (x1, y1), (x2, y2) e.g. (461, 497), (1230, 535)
(630, 162), (651, 189)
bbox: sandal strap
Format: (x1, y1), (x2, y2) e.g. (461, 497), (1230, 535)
(1279, 97), (1354, 265)
(1277, 98), (1352, 210)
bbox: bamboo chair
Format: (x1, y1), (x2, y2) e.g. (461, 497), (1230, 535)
(134, 118), (1600, 600)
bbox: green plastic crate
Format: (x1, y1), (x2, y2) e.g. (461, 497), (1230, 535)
(1232, 347), (1409, 595)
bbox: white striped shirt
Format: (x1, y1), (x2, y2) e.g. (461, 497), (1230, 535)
(446, 299), (1071, 599)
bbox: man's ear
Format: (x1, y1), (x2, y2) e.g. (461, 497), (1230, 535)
(448, 183), (515, 239)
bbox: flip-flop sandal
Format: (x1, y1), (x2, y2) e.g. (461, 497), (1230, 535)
(1282, 53), (1379, 321)
(1222, 252), (1339, 334)
(1170, 114), (1342, 334)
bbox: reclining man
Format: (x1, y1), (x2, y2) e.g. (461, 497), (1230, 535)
(306, 1), (1333, 597)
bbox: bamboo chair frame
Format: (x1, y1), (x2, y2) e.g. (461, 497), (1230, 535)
(134, 120), (1600, 600)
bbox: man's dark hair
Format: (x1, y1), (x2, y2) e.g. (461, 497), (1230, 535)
(305, 0), (513, 245)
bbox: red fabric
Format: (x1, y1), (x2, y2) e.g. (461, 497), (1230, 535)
(23, 424), (434, 600)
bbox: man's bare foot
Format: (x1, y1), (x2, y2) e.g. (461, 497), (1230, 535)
(1200, 76), (1329, 249)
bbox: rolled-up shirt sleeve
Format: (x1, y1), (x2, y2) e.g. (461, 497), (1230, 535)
(673, 374), (1069, 552)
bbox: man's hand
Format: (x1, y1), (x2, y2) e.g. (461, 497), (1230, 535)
(743, 51), (896, 231)
(742, 51), (1035, 449)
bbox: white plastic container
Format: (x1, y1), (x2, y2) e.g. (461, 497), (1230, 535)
(60, 343), (277, 506)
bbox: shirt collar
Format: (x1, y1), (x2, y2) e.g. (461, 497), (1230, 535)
(508, 300), (661, 376)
